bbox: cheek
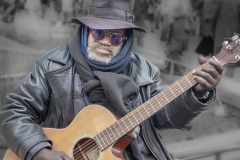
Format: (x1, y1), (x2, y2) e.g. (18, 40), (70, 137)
(88, 33), (95, 46)
(117, 43), (124, 52)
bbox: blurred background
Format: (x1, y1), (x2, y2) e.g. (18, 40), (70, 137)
(0, 0), (240, 159)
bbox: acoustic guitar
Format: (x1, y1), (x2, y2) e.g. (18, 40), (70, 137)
(4, 35), (240, 160)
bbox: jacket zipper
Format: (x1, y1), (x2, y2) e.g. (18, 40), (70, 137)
(140, 124), (160, 160)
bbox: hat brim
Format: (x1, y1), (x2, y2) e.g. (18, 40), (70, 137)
(71, 17), (146, 33)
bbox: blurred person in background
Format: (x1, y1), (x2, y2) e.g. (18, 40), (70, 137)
(73, 0), (83, 18)
(153, 0), (161, 31)
(25, 0), (40, 13)
(40, 0), (50, 19)
(214, 0), (240, 78)
(0, 0), (26, 23)
(62, 0), (74, 25)
(82, 0), (91, 16)
(0, 0), (15, 23)
(52, 0), (62, 26)
(133, 0), (148, 47)
(159, 0), (176, 42)
(146, 0), (154, 26)
(161, 0), (195, 75)
(190, 0), (204, 37)
(24, 0), (41, 30)
(195, 0), (221, 57)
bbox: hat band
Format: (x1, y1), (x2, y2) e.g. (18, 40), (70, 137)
(88, 7), (134, 23)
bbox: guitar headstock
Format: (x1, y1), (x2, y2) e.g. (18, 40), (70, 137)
(217, 34), (240, 66)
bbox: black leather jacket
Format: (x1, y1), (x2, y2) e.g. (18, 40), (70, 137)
(0, 31), (215, 160)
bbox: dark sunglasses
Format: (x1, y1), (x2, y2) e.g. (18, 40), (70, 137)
(90, 28), (127, 46)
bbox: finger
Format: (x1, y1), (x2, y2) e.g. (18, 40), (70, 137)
(198, 56), (207, 65)
(61, 155), (73, 160)
(194, 70), (216, 85)
(194, 75), (212, 89)
(209, 60), (224, 75)
(59, 152), (72, 160)
(201, 66), (221, 80)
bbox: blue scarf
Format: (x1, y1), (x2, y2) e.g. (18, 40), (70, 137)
(80, 25), (133, 73)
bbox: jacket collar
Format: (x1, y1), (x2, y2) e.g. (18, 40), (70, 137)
(47, 44), (70, 65)
(130, 53), (154, 87)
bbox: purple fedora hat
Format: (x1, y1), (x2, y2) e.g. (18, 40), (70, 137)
(71, 0), (146, 32)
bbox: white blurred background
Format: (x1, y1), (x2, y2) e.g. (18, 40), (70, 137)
(0, 0), (240, 159)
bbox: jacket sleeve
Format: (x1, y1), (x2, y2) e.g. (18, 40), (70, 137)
(0, 59), (52, 160)
(149, 65), (216, 131)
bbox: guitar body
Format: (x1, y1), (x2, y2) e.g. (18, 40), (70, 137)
(4, 105), (137, 160)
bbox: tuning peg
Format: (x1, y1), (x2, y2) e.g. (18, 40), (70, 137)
(222, 41), (229, 47)
(232, 35), (239, 41)
(235, 55), (240, 60)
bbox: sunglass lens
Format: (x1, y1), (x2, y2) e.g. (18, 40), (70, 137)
(110, 34), (124, 46)
(91, 29), (105, 41)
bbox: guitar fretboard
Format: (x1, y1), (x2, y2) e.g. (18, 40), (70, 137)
(94, 57), (217, 151)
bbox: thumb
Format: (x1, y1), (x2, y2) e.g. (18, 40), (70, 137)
(198, 56), (207, 65)
(61, 155), (73, 160)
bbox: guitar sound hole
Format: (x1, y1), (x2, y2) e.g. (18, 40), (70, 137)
(73, 138), (100, 160)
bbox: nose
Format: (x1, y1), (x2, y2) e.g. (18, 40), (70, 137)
(98, 34), (111, 46)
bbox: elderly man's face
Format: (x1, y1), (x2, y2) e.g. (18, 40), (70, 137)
(87, 29), (126, 64)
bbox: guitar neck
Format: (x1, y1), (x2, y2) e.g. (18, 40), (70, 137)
(94, 57), (217, 151)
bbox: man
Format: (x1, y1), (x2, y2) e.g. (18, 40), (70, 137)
(0, 0), (15, 23)
(0, 0), (223, 160)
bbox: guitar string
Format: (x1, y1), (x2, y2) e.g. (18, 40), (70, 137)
(72, 72), (200, 159)
(90, 58), (213, 144)
(72, 77), (196, 159)
(74, 54), (228, 159)
(72, 58), (219, 159)
(72, 59), (216, 159)
(74, 142), (100, 160)
(73, 44), (239, 159)
(73, 50), (237, 159)
(73, 140), (96, 157)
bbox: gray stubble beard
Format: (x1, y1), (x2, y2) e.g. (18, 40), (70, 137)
(87, 42), (119, 65)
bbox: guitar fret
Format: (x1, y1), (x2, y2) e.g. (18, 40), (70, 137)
(109, 125), (117, 140)
(154, 96), (162, 109)
(143, 103), (150, 116)
(96, 132), (104, 144)
(117, 122), (125, 135)
(148, 100), (156, 112)
(105, 128), (114, 142)
(121, 119), (130, 131)
(177, 81), (184, 92)
(185, 76), (192, 85)
(132, 112), (139, 125)
(127, 115), (134, 128)
(137, 107), (144, 121)
(102, 130), (110, 146)
(169, 87), (176, 98)
(113, 123), (122, 138)
(95, 135), (103, 150)
(162, 92), (169, 103)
